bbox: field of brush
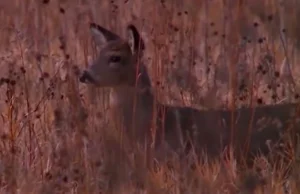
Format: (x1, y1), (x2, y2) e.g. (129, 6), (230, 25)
(0, 0), (300, 193)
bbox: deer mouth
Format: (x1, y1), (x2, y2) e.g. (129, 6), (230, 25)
(79, 70), (97, 84)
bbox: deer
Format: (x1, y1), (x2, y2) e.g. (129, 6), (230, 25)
(79, 22), (300, 167)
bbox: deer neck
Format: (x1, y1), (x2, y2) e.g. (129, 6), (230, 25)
(109, 66), (155, 136)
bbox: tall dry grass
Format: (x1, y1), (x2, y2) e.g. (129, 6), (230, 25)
(0, 0), (300, 193)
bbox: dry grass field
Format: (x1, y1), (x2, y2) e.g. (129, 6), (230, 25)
(1, 0), (300, 193)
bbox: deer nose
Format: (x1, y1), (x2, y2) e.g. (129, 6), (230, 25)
(79, 70), (94, 83)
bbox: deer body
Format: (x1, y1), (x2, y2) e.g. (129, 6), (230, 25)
(79, 23), (300, 162)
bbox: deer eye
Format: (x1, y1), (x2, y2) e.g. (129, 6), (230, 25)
(109, 56), (121, 63)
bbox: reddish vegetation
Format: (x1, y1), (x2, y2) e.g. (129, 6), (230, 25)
(0, 0), (300, 193)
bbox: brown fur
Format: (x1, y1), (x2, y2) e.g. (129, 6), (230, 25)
(80, 23), (300, 165)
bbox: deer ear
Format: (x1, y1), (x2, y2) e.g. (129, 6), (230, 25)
(89, 23), (120, 46)
(127, 24), (145, 55)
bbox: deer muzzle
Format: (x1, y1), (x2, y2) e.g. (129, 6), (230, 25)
(79, 70), (95, 84)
